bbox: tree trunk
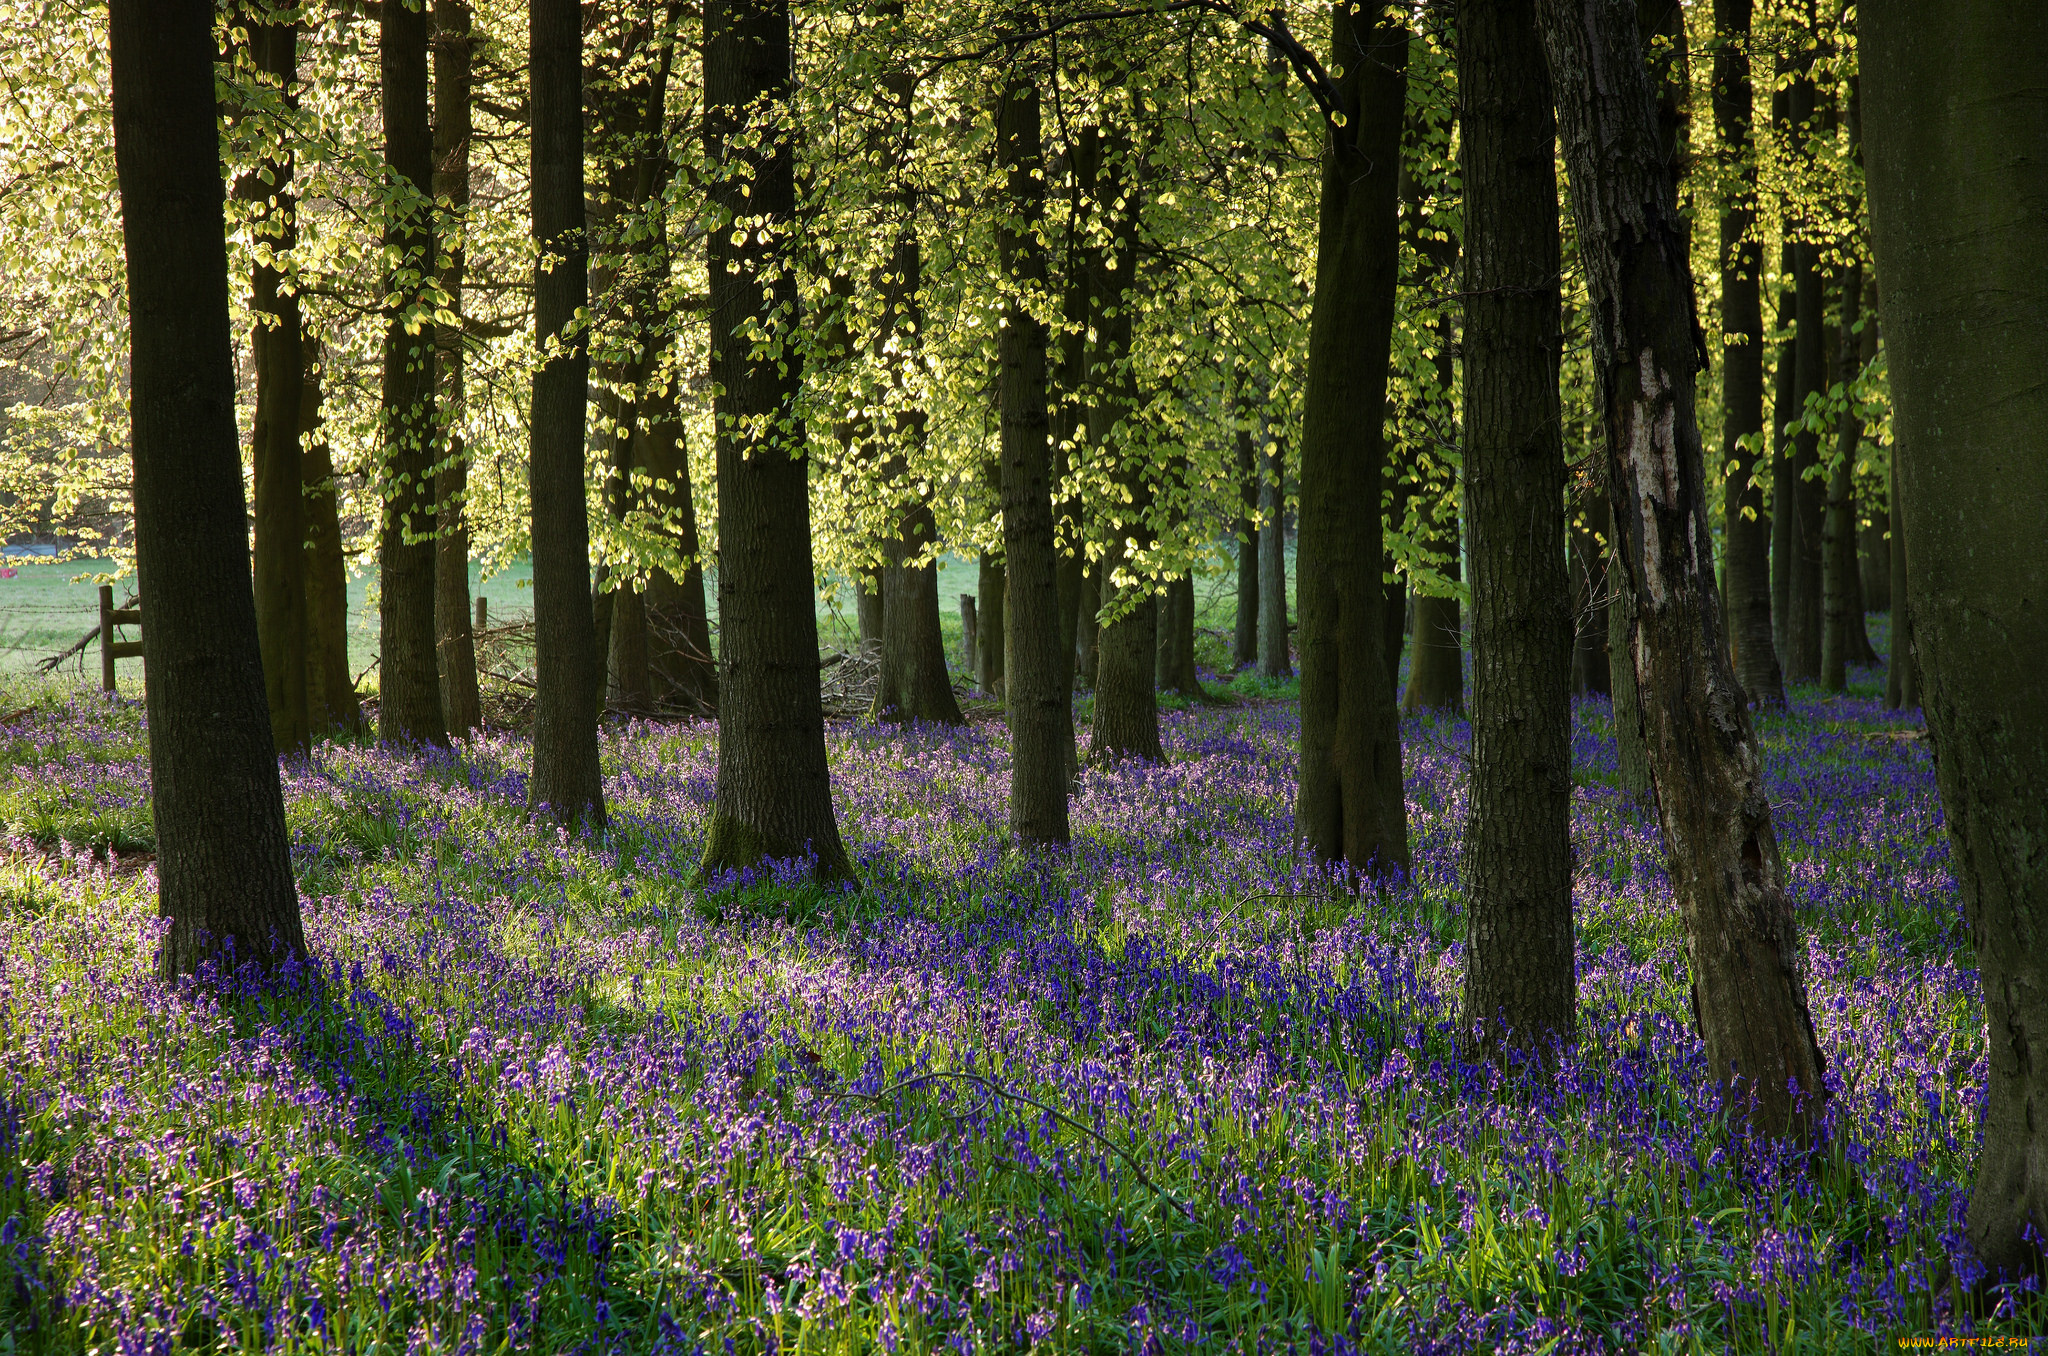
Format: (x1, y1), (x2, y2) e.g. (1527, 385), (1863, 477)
(1538, 0), (1830, 1143)
(1769, 240), (1797, 668)
(1234, 392), (1259, 669)
(1821, 260), (1863, 692)
(377, 0), (445, 746)
(1157, 575), (1201, 698)
(640, 373), (717, 714)
(1784, 238), (1827, 683)
(1864, 1), (2048, 1278)
(975, 552), (1005, 697)
(109, 0), (305, 978)
(1089, 544), (1163, 764)
(697, 0), (849, 877)
(300, 363), (362, 734)
(855, 581), (883, 657)
(1074, 563), (1099, 688)
(1403, 589), (1463, 714)
(1293, 3), (1410, 877)
(1568, 485), (1611, 697)
(1257, 411), (1291, 679)
(1459, 0), (1574, 1056)
(871, 232), (963, 725)
(608, 585), (652, 716)
(527, 0), (604, 826)
(433, 0), (482, 736)
(1860, 517), (1890, 612)
(1713, 0), (1782, 707)
(236, 11), (309, 759)
(1884, 459), (1914, 711)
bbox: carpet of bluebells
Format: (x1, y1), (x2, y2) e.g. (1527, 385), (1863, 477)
(0, 650), (2038, 1352)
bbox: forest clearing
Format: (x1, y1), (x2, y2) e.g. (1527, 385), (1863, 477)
(0, 0), (2043, 1349)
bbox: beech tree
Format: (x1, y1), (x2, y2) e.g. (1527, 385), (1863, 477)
(109, 0), (304, 977)
(526, 0), (604, 825)
(1537, 0), (1829, 1141)
(1864, 0), (2048, 1282)
(433, 0), (483, 736)
(1458, 0), (1573, 1055)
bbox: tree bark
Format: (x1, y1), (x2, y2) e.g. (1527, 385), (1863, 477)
(1257, 408), (1291, 679)
(1293, 3), (1410, 877)
(1821, 260), (1864, 692)
(1864, 0), (2048, 1278)
(1884, 458), (1915, 711)
(975, 551), (1004, 697)
(237, 11), (309, 759)
(1074, 563), (1099, 688)
(1538, 0), (1830, 1143)
(1769, 240), (1797, 668)
(1089, 543), (1163, 764)
(110, 0), (305, 978)
(300, 362), (362, 734)
(640, 372), (717, 714)
(527, 0), (604, 825)
(1567, 483), (1610, 697)
(1404, 584), (1464, 713)
(377, 0), (445, 745)
(1860, 517), (1889, 612)
(433, 0), (482, 736)
(698, 0), (849, 879)
(1713, 0), (1781, 707)
(1156, 575), (1201, 698)
(1234, 386), (1259, 669)
(1458, 0), (1574, 1056)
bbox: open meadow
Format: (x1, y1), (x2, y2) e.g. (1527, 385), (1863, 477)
(0, 640), (2026, 1352)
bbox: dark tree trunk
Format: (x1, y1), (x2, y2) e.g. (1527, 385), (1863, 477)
(377, 0), (445, 745)
(609, 585), (652, 716)
(433, 0), (482, 736)
(1156, 576), (1201, 698)
(698, 0), (849, 878)
(1458, 0), (1574, 1056)
(1089, 545), (1163, 764)
(1538, 0), (1830, 1143)
(872, 233), (963, 725)
(1884, 459), (1914, 711)
(300, 364), (362, 734)
(1864, 2), (2048, 1278)
(1293, 3), (1410, 877)
(855, 582), (883, 657)
(1821, 259), (1864, 692)
(527, 0), (604, 825)
(1234, 391), (1259, 669)
(1769, 241), (1797, 667)
(1713, 0), (1781, 707)
(641, 374), (717, 714)
(1257, 411), (1292, 679)
(110, 0), (304, 978)
(1567, 485), (1610, 697)
(1404, 587), (1464, 714)
(1860, 518), (1889, 612)
(237, 11), (308, 759)
(1074, 563), (1099, 688)
(975, 552), (1004, 697)
(1784, 237), (1828, 684)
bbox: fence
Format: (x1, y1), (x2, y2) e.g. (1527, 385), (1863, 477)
(99, 585), (141, 691)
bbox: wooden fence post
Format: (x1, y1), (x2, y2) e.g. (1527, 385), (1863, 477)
(99, 584), (144, 692)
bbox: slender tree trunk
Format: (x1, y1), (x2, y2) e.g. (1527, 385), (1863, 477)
(1293, 4), (1410, 877)
(1156, 575), (1200, 698)
(872, 230), (964, 725)
(1090, 543), (1163, 763)
(527, 0), (604, 825)
(377, 0), (444, 745)
(975, 551), (1004, 697)
(1865, 2), (2048, 1278)
(1234, 389), (1259, 669)
(1459, 0), (1574, 1055)
(1713, 0), (1781, 707)
(300, 362), (362, 734)
(1074, 563), (1099, 688)
(1783, 69), (1831, 685)
(1884, 459), (1913, 711)
(1257, 408), (1291, 679)
(1567, 486), (1610, 697)
(110, 0), (304, 978)
(698, 0), (848, 876)
(640, 372), (717, 714)
(236, 12), (308, 759)
(1821, 260), (1863, 692)
(1538, 0), (1830, 1143)
(1769, 242), (1797, 668)
(433, 0), (482, 736)
(855, 583), (883, 657)
(1860, 517), (1889, 612)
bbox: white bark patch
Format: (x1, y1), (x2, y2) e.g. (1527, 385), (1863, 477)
(1629, 349), (1684, 608)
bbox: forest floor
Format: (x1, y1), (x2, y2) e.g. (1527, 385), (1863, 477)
(0, 639), (2034, 1352)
